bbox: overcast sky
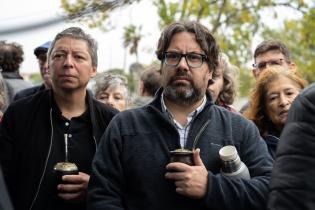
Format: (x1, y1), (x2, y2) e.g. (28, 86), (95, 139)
(1, 0), (305, 76)
(0, 0), (160, 74)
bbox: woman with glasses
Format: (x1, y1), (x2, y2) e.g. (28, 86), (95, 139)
(93, 73), (130, 111)
(244, 66), (307, 159)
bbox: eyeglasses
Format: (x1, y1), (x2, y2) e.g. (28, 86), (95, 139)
(163, 52), (207, 68)
(252, 58), (289, 70)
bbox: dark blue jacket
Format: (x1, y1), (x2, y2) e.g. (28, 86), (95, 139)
(87, 89), (273, 210)
(264, 135), (279, 160)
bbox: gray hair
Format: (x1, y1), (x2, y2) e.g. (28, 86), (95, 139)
(215, 53), (239, 105)
(93, 73), (129, 98)
(47, 27), (98, 67)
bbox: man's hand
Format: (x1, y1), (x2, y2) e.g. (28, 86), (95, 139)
(165, 148), (208, 199)
(57, 172), (90, 202)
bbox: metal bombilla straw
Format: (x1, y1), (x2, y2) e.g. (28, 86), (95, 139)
(192, 120), (210, 150)
(53, 133), (79, 184)
(64, 134), (68, 162)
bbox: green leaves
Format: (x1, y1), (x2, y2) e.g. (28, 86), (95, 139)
(123, 24), (143, 62)
(61, 0), (315, 95)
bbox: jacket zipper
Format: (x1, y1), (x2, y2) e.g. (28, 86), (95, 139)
(29, 108), (54, 210)
(93, 136), (97, 149)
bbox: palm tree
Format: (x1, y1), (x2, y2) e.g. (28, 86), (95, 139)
(123, 24), (142, 63)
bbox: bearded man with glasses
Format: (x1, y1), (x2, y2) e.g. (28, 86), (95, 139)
(87, 21), (273, 210)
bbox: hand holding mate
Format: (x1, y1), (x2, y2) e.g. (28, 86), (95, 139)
(57, 172), (90, 202)
(165, 148), (208, 199)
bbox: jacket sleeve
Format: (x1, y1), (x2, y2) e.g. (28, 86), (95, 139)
(0, 165), (14, 210)
(203, 120), (273, 210)
(0, 105), (17, 191)
(87, 116), (125, 210)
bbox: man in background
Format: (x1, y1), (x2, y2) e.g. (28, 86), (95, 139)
(14, 41), (52, 100)
(0, 40), (33, 105)
(132, 63), (161, 107)
(252, 40), (296, 78)
(240, 40), (296, 113)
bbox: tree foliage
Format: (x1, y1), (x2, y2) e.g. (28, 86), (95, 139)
(262, 6), (315, 82)
(61, 0), (314, 96)
(152, 0), (310, 95)
(123, 24), (143, 62)
(61, 0), (140, 30)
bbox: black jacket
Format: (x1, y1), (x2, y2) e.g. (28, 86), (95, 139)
(0, 89), (118, 210)
(0, 165), (13, 210)
(87, 89), (273, 210)
(267, 83), (315, 210)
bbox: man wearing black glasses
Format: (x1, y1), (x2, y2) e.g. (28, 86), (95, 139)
(87, 21), (273, 210)
(240, 40), (296, 113)
(252, 40), (296, 79)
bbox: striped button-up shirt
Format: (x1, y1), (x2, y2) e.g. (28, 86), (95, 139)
(161, 94), (206, 148)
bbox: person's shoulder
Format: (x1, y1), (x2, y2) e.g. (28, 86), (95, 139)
(111, 106), (149, 122)
(92, 98), (119, 118)
(299, 83), (315, 101)
(212, 104), (244, 118)
(287, 83), (315, 122)
(11, 89), (48, 106)
(13, 85), (42, 101)
(5, 78), (33, 88)
(212, 104), (256, 128)
(4, 90), (49, 119)
(121, 106), (146, 115)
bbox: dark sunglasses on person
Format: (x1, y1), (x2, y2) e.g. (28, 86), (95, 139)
(163, 52), (207, 68)
(252, 58), (289, 70)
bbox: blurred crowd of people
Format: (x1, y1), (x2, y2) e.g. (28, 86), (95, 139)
(0, 20), (314, 210)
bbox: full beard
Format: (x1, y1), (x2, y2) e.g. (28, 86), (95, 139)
(163, 79), (204, 106)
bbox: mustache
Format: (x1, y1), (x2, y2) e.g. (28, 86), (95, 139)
(170, 71), (192, 83)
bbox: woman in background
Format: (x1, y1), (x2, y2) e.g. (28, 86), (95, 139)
(208, 53), (239, 112)
(244, 66), (307, 159)
(93, 73), (130, 111)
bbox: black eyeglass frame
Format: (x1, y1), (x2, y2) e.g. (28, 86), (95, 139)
(163, 52), (208, 68)
(252, 58), (290, 70)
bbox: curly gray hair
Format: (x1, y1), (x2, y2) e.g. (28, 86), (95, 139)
(93, 73), (129, 99)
